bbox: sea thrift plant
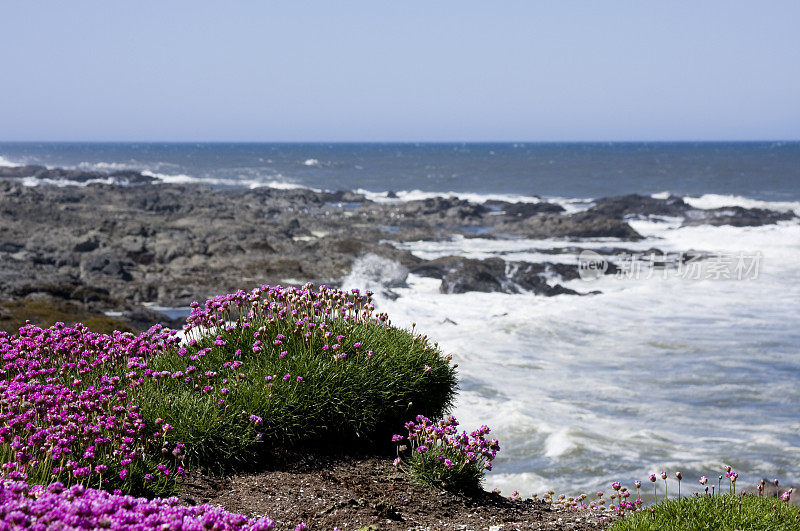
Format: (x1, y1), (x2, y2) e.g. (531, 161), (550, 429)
(0, 322), (182, 495)
(1, 284), (457, 491)
(141, 283), (457, 470)
(392, 415), (499, 491)
(0, 480), (277, 530)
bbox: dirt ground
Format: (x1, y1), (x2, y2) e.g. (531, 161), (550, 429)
(176, 454), (620, 530)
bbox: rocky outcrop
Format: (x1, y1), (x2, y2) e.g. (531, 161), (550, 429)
(409, 257), (585, 296)
(589, 193), (796, 227)
(0, 165), (158, 184)
(0, 168), (795, 332)
(683, 206), (795, 227)
(590, 194), (690, 218)
(496, 212), (642, 240)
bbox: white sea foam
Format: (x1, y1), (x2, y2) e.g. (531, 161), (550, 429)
(21, 176), (121, 187)
(15, 167), (321, 192)
(140, 170), (318, 191)
(357, 188), (545, 205)
(682, 193), (800, 216)
(368, 210), (800, 496)
(392, 234), (661, 265)
(652, 190), (800, 216)
(303, 158), (320, 166)
(142, 171), (213, 185)
(0, 155), (22, 167)
(78, 161), (139, 172)
(261, 179), (321, 192)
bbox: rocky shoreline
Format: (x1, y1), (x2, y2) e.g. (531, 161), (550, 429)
(0, 164), (794, 333)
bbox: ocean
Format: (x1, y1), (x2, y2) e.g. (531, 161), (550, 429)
(1, 141), (799, 497)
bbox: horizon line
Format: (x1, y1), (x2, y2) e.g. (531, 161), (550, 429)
(1, 139), (799, 144)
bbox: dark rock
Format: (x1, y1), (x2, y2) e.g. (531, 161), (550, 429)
(684, 206), (795, 227)
(74, 236), (100, 253)
(0, 242), (23, 253)
(80, 255), (133, 281)
(430, 257), (580, 296)
(324, 190), (366, 203)
(440, 257), (506, 294)
(501, 212), (642, 240)
(590, 193), (796, 227)
(485, 200), (565, 218)
(590, 194), (689, 218)
(393, 197), (489, 221)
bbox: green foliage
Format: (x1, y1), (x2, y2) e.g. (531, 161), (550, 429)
(609, 494), (800, 531)
(135, 285), (459, 472)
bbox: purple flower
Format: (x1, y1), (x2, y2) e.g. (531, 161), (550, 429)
(0, 480), (277, 529)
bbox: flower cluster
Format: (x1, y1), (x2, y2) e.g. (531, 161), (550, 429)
(0, 480), (276, 530)
(392, 415), (499, 491)
(0, 322), (183, 493)
(182, 284), (379, 338)
(142, 282), (455, 469)
(1, 281), (457, 529)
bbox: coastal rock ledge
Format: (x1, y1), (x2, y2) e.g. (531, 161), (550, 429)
(0, 167), (794, 332)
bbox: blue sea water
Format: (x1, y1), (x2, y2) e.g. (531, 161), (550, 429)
(1, 141), (799, 201)
(1, 142), (799, 498)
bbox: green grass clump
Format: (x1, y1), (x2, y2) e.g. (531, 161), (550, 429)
(609, 494), (800, 531)
(135, 283), (458, 471)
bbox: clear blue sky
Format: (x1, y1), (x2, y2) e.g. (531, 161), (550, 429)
(1, 1), (798, 141)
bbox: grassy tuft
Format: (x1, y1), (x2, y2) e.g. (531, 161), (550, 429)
(609, 493), (800, 531)
(135, 284), (458, 472)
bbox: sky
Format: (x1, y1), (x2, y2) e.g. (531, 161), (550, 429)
(0, 1), (798, 142)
